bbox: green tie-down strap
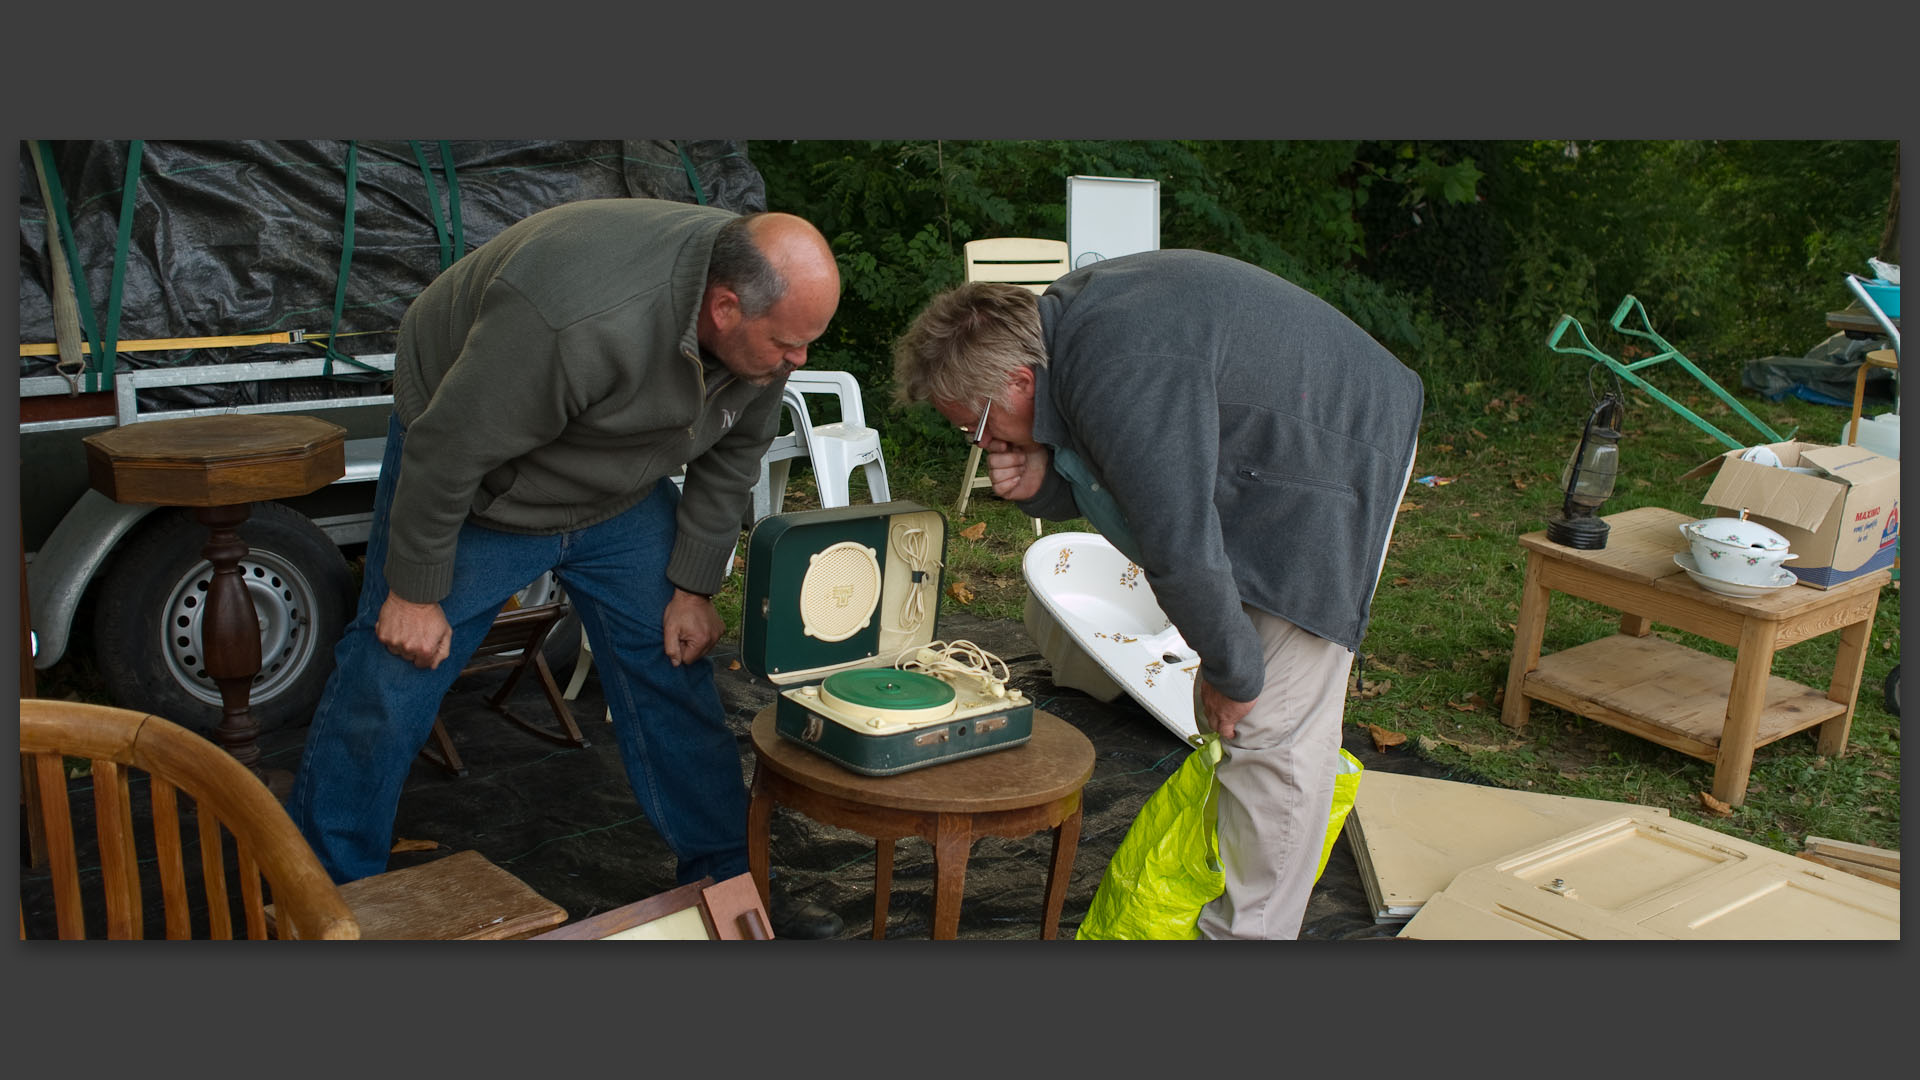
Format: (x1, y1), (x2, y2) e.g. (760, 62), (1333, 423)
(1075, 736), (1363, 940)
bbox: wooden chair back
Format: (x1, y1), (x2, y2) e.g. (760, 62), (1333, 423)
(963, 237), (1071, 293)
(19, 699), (358, 940)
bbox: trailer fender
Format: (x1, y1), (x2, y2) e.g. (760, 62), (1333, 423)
(27, 489), (159, 669)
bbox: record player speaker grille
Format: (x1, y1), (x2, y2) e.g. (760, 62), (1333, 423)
(799, 541), (882, 642)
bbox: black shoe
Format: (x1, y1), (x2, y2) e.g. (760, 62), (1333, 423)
(766, 889), (844, 939)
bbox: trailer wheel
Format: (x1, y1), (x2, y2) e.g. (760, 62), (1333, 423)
(93, 503), (356, 734)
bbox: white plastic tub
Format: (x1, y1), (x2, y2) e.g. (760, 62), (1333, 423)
(1022, 532), (1199, 741)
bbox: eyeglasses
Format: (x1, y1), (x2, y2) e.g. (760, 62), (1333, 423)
(967, 398), (993, 447)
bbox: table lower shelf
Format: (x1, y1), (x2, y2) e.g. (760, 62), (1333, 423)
(1522, 634), (1846, 761)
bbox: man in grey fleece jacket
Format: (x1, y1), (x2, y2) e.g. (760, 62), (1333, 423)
(895, 250), (1423, 939)
(289, 198), (847, 937)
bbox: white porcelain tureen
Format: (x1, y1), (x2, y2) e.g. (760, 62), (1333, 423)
(1678, 511), (1797, 586)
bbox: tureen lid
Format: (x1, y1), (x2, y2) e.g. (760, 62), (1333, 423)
(1685, 510), (1792, 551)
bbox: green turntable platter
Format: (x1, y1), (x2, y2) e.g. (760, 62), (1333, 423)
(818, 668), (957, 723)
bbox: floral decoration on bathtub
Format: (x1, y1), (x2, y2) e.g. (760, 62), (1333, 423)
(1143, 659), (1165, 687)
(1053, 548), (1073, 575)
(1119, 562), (1142, 590)
(1094, 631), (1139, 644)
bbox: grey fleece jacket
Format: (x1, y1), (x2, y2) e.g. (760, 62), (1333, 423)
(1021, 250), (1424, 702)
(386, 198), (785, 604)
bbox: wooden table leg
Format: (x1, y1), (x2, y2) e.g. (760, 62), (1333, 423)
(1041, 800), (1082, 940)
(1618, 613), (1654, 637)
(1502, 551), (1551, 729)
(195, 504), (270, 785)
(1714, 617), (1778, 807)
(872, 838), (894, 940)
(746, 766), (773, 913)
(931, 813), (973, 940)
(1818, 606), (1879, 757)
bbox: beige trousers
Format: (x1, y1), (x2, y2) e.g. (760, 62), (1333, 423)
(1195, 608), (1354, 940)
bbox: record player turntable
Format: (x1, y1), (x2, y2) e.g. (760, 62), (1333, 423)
(743, 501), (1034, 775)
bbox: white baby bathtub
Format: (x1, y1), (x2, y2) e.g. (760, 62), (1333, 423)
(1022, 532), (1199, 742)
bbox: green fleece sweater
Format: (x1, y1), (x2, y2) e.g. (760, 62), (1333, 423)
(385, 198), (786, 604)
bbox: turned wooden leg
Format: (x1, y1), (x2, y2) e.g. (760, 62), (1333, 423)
(872, 838), (895, 940)
(931, 813), (973, 940)
(1041, 800), (1083, 940)
(195, 503), (265, 778)
(747, 767), (773, 913)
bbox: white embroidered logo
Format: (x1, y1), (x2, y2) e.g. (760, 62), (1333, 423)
(721, 408), (738, 429)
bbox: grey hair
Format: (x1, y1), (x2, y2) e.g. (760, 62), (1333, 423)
(891, 283), (1049, 408)
(707, 213), (785, 318)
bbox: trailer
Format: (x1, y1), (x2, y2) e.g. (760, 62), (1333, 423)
(20, 139), (766, 731)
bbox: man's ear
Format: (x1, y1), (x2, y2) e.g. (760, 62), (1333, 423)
(704, 284), (742, 331)
(1007, 364), (1036, 398)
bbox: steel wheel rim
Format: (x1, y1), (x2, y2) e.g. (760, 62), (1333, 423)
(162, 549), (322, 709)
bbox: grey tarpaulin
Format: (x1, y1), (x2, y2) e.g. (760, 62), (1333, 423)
(1742, 331), (1897, 408)
(18, 140), (766, 411)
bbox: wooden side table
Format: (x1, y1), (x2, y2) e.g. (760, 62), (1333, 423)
(746, 707), (1095, 940)
(1502, 506), (1889, 807)
(82, 414), (345, 794)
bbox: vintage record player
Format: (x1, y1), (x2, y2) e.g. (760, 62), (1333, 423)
(742, 500), (1034, 776)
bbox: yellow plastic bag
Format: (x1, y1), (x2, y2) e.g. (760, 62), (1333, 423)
(1076, 739), (1365, 940)
(1317, 748), (1365, 883)
(1076, 733), (1226, 940)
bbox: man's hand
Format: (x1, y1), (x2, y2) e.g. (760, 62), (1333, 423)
(663, 587), (724, 666)
(1199, 675), (1257, 741)
(376, 593), (453, 670)
(985, 440), (1049, 502)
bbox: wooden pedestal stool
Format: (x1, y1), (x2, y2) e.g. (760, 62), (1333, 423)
(82, 414), (346, 797)
(746, 707), (1094, 940)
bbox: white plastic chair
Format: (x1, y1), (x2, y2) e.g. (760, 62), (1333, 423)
(956, 238), (1067, 533)
(760, 369), (891, 516)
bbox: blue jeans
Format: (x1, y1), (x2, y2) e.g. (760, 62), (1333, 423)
(288, 415), (748, 886)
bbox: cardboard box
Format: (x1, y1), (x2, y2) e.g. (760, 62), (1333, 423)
(1680, 442), (1899, 588)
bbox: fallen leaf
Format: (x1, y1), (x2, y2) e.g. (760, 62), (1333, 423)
(1446, 699), (1477, 713)
(1867, 770), (1894, 781)
(1352, 678), (1392, 700)
(390, 837), (439, 853)
(958, 521), (987, 542)
(1398, 501), (1421, 514)
(1697, 792), (1734, 817)
(1390, 576), (1413, 587)
(1467, 692), (1491, 711)
(728, 659), (742, 671)
(1511, 477), (1529, 491)
(947, 581), (975, 604)
(1366, 723), (1407, 752)
(1446, 532), (1469, 539)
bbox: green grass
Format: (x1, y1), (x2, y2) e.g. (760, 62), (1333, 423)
(733, 385), (1899, 859)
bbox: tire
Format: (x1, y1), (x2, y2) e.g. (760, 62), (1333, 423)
(93, 503), (356, 734)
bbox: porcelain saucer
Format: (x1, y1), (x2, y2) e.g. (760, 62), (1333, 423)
(1673, 552), (1798, 598)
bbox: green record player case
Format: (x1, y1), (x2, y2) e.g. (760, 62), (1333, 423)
(742, 501), (1035, 775)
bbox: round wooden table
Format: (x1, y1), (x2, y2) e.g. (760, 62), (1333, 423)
(82, 413), (345, 795)
(746, 706), (1095, 940)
